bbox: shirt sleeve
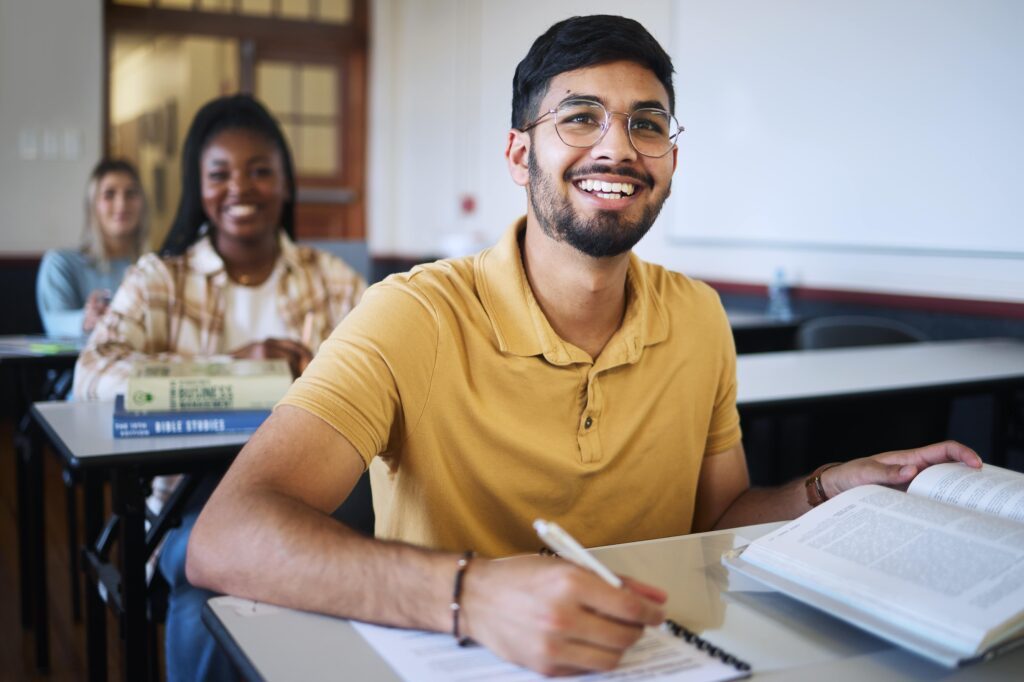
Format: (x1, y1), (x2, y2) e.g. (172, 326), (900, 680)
(704, 295), (743, 456)
(72, 257), (180, 400)
(280, 279), (439, 467)
(36, 250), (86, 337)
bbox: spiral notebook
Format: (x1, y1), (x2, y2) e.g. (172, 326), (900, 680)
(351, 618), (750, 681)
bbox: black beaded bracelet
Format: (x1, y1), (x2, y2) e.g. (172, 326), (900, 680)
(450, 551), (474, 646)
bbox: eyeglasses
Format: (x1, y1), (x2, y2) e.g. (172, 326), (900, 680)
(519, 99), (683, 158)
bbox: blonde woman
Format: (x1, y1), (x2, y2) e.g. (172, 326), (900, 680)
(36, 159), (149, 336)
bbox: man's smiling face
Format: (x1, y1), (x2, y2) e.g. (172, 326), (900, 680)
(524, 60), (678, 258)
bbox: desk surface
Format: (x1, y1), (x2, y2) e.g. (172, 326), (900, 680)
(204, 522), (1022, 681)
(0, 334), (82, 359)
(736, 337), (1024, 407)
(31, 337), (1024, 463)
(31, 400), (250, 469)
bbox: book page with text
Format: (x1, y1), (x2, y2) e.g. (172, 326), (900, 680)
(908, 463), (1024, 523)
(741, 485), (1024, 656)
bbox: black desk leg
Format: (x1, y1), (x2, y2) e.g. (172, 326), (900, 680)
(114, 467), (149, 681)
(992, 388), (1011, 468)
(15, 428), (33, 629)
(25, 421), (50, 672)
(83, 470), (107, 682)
(64, 468), (82, 622)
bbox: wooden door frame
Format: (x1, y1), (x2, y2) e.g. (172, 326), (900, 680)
(102, 0), (368, 238)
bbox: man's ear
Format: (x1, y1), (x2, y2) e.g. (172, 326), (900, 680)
(506, 129), (530, 187)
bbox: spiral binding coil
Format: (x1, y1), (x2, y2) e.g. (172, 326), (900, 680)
(663, 618), (752, 672)
(538, 546), (752, 673)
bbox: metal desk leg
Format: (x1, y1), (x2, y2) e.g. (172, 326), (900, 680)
(114, 466), (149, 680)
(25, 420), (50, 672)
(83, 470), (108, 682)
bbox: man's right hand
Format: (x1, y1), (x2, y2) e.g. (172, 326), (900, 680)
(459, 556), (666, 676)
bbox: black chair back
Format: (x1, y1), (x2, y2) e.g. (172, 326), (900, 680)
(744, 315), (950, 485)
(797, 315), (927, 350)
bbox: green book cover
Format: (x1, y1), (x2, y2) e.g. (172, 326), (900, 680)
(125, 359), (292, 412)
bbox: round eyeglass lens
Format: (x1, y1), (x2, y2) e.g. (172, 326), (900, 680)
(628, 109), (679, 157)
(553, 101), (607, 147)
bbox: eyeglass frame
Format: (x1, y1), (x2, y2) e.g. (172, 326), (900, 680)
(517, 98), (683, 158)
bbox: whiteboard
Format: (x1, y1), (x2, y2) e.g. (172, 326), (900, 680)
(669, 0), (1024, 257)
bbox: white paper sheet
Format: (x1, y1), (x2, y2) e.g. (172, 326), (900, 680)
(351, 621), (746, 682)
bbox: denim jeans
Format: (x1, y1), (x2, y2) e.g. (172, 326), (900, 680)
(158, 474), (236, 682)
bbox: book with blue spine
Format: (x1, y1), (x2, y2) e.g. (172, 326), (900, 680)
(113, 394), (271, 438)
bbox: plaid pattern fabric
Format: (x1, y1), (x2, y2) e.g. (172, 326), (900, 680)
(73, 232), (365, 400)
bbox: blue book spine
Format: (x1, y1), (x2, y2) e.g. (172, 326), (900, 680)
(113, 395), (270, 438)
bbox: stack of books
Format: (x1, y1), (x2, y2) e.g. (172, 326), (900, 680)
(113, 359), (292, 438)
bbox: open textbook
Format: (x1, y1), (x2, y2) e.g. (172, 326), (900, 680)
(726, 462), (1024, 667)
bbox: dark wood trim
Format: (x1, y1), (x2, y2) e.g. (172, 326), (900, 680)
(701, 279), (765, 297)
(0, 255), (43, 267)
(101, 2), (110, 155)
(370, 255), (439, 271)
(106, 5), (363, 53)
(342, 7), (367, 236)
(239, 38), (255, 94)
(702, 278), (1024, 320)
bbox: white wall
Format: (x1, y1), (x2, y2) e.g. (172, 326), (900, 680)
(371, 0), (1024, 304)
(633, 0), (1024, 303)
(0, 0), (103, 254)
(368, 0), (673, 258)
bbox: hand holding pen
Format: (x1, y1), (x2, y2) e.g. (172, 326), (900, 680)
(451, 525), (666, 675)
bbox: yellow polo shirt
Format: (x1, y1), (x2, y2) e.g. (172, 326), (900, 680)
(282, 219), (741, 557)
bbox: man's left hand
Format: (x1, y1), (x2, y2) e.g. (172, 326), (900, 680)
(821, 440), (982, 499)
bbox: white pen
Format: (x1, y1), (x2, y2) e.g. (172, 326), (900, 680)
(533, 519), (623, 588)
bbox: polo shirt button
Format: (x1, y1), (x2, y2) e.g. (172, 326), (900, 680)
(584, 416), (593, 429)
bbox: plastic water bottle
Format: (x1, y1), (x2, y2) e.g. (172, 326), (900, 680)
(766, 267), (793, 321)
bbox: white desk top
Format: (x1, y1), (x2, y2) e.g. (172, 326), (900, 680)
(32, 338), (1024, 462)
(736, 337), (1024, 406)
(205, 522), (1022, 681)
(32, 400), (250, 465)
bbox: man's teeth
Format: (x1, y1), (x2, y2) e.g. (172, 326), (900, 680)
(576, 179), (636, 197)
(227, 205), (256, 217)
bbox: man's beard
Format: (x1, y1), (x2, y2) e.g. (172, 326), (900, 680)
(527, 149), (669, 258)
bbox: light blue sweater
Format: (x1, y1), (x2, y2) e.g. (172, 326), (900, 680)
(36, 249), (133, 337)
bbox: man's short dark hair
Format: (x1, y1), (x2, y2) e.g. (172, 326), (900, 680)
(511, 15), (675, 130)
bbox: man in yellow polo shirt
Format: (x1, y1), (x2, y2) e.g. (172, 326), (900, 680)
(188, 14), (980, 677)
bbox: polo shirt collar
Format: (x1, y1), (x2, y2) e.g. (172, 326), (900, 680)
(476, 218), (669, 365)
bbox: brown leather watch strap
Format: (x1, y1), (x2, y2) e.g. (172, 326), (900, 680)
(804, 462), (842, 508)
